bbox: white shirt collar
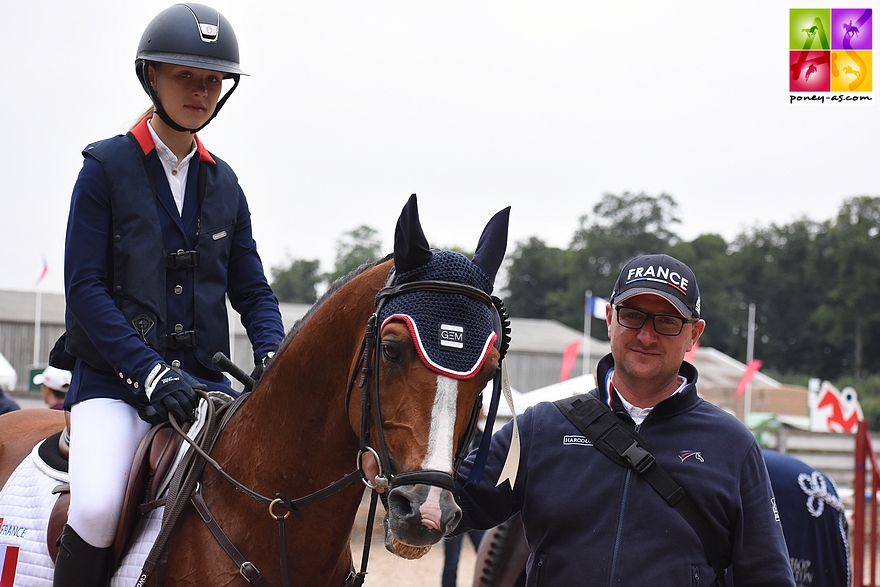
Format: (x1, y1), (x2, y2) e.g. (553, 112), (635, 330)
(146, 119), (197, 215)
(613, 375), (688, 426)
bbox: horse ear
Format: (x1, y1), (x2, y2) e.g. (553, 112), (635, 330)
(472, 206), (510, 285)
(393, 194), (433, 274)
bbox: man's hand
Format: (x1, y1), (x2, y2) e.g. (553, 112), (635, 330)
(139, 363), (205, 424)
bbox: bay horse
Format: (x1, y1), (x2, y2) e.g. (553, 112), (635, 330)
(0, 193), (511, 586)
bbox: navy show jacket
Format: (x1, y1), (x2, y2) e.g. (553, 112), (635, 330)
(63, 117), (284, 405)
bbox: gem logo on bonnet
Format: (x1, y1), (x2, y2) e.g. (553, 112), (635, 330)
(440, 324), (464, 349)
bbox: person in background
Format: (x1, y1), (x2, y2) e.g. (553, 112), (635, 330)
(442, 529), (483, 587)
(55, 4), (285, 585)
(33, 365), (71, 410)
(762, 449), (850, 587)
(0, 384), (19, 415)
(442, 425), (485, 587)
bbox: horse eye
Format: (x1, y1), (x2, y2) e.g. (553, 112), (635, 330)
(381, 341), (400, 362)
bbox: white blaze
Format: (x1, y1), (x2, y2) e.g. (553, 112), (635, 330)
(423, 375), (458, 472)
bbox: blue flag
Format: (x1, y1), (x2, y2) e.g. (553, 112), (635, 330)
(587, 295), (607, 320)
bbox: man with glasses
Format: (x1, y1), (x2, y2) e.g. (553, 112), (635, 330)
(455, 254), (795, 586)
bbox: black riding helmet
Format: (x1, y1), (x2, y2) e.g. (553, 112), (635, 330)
(135, 3), (246, 133)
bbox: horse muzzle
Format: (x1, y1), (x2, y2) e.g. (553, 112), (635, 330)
(382, 472), (462, 558)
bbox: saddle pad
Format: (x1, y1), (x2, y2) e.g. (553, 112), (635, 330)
(0, 454), (163, 586)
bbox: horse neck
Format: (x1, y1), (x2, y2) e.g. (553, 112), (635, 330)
(216, 261), (391, 483)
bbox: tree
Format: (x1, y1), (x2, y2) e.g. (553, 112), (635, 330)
(270, 258), (322, 303)
(667, 233), (740, 356)
(504, 237), (569, 320)
(571, 191), (681, 256)
(325, 225), (385, 284)
(724, 220), (835, 377)
(816, 197), (880, 379)
(563, 192), (682, 331)
(502, 192), (686, 331)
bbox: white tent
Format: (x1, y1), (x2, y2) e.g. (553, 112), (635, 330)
(513, 374), (595, 414)
(0, 351), (17, 390)
(482, 381), (527, 418)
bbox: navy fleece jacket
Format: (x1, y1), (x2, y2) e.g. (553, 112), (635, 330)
(456, 354), (795, 587)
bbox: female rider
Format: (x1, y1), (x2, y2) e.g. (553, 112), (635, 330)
(55, 4), (285, 584)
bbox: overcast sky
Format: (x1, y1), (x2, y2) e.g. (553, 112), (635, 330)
(1, 1), (877, 295)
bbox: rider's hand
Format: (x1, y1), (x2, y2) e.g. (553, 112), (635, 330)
(140, 363), (205, 424)
(249, 352), (275, 386)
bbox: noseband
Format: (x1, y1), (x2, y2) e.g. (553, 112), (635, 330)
(347, 274), (504, 493)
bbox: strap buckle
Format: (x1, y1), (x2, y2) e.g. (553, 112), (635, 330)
(166, 249), (201, 269)
(239, 561), (261, 583)
(621, 441), (654, 472)
(166, 330), (198, 349)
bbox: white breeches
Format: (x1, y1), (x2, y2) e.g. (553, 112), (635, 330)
(67, 398), (152, 548)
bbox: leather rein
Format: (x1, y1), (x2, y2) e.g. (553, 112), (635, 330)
(138, 275), (500, 587)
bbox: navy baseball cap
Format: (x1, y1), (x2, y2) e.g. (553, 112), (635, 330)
(610, 254), (701, 318)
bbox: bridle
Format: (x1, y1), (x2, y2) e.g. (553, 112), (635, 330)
(347, 272), (507, 494)
(137, 270), (509, 587)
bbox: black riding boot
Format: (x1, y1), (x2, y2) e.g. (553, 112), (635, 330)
(53, 524), (112, 587)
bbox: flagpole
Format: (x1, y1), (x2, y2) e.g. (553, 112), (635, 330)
(744, 302), (756, 425)
(33, 290), (42, 366)
(583, 290), (591, 377)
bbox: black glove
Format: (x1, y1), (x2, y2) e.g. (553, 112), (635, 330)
(138, 363), (206, 425)
(249, 352), (275, 386)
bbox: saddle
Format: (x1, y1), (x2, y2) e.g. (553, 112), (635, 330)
(39, 421), (190, 565)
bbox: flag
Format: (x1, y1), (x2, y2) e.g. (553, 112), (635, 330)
(587, 295), (607, 320)
(735, 360), (763, 398)
(0, 543), (18, 587)
(811, 381), (864, 433)
(560, 340), (581, 382)
(35, 251), (48, 286)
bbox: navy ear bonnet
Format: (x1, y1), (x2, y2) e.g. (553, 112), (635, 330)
(379, 250), (496, 379)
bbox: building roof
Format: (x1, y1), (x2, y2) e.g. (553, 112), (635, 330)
(506, 317), (609, 355)
(0, 290), (314, 333)
(0, 290), (66, 324)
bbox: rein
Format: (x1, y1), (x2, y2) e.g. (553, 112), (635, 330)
(138, 274), (504, 587)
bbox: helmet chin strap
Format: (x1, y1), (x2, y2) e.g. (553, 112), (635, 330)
(136, 61), (240, 134)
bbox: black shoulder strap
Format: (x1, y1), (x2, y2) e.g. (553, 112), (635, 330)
(554, 394), (728, 587)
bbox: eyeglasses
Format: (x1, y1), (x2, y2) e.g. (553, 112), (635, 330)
(614, 305), (698, 337)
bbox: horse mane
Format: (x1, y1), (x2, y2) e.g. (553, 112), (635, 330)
(275, 253), (394, 354)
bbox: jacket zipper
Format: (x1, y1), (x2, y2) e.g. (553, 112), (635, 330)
(535, 552), (547, 585)
(608, 469), (632, 586)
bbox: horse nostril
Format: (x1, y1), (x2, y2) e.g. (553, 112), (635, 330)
(388, 488), (418, 520)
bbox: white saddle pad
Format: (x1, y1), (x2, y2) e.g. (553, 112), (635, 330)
(0, 453), (165, 587)
(0, 395), (228, 586)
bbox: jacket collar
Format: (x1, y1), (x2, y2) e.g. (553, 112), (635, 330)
(594, 353), (701, 420)
(129, 116), (216, 165)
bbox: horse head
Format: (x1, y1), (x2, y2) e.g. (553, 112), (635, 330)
(359, 194), (510, 559)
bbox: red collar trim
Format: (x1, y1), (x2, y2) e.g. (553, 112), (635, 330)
(130, 117), (155, 156)
(129, 117), (216, 165)
(193, 134), (215, 165)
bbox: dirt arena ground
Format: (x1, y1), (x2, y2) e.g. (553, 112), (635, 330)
(350, 492), (478, 587)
